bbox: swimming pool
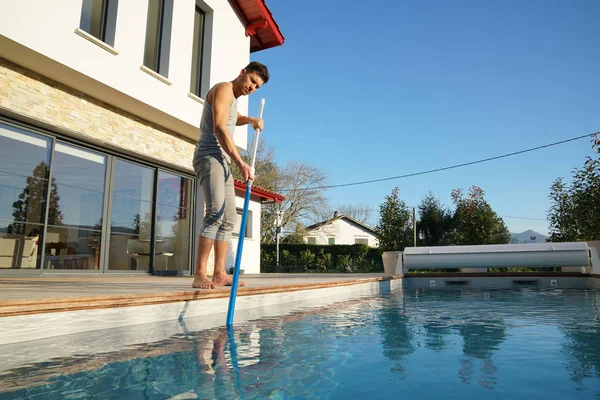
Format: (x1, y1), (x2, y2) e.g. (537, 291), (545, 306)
(2, 288), (600, 399)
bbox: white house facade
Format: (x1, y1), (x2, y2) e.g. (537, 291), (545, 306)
(303, 213), (379, 247)
(0, 0), (284, 275)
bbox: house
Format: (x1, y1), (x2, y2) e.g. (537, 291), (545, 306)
(0, 0), (284, 275)
(303, 212), (379, 247)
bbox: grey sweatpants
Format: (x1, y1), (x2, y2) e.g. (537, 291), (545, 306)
(196, 155), (236, 242)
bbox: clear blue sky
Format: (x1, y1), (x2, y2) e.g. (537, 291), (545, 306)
(250, 0), (599, 235)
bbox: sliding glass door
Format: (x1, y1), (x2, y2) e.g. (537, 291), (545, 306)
(107, 159), (156, 272)
(44, 142), (107, 270)
(0, 120), (194, 274)
(0, 125), (51, 270)
(155, 171), (192, 272)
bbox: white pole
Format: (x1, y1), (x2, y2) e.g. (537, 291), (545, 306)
(248, 98), (265, 182)
(413, 207), (417, 247)
(276, 208), (282, 267)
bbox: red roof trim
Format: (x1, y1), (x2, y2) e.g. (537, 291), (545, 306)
(234, 178), (285, 203)
(231, 0), (285, 53)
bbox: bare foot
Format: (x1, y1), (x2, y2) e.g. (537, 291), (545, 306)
(192, 276), (215, 289)
(212, 272), (246, 287)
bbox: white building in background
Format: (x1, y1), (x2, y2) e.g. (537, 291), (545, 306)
(303, 212), (379, 247)
(0, 0), (284, 275)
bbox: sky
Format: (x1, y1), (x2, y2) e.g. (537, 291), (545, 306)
(249, 0), (600, 235)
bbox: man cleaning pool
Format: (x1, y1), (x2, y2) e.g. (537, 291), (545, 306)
(192, 61), (269, 289)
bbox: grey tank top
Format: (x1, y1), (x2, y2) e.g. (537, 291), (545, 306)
(193, 90), (238, 172)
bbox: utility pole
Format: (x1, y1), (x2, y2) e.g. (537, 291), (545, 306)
(413, 207), (417, 247)
(275, 206), (283, 267)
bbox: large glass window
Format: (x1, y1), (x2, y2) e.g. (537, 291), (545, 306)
(45, 142), (107, 270)
(143, 0), (173, 77)
(108, 160), (155, 271)
(0, 121), (194, 274)
(155, 171), (192, 271)
(0, 125), (51, 269)
(79, 0), (119, 46)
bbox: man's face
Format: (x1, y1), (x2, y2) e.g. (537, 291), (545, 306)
(238, 70), (264, 96)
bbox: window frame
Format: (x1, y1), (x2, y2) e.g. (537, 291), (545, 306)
(143, 0), (173, 77)
(190, 5), (206, 97)
(79, 0), (119, 47)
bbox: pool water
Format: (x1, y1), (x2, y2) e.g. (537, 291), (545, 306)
(2, 288), (600, 399)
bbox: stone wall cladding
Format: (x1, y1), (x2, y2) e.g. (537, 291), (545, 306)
(0, 58), (196, 171)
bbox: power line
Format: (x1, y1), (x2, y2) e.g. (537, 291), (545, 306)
(334, 207), (547, 222)
(281, 131), (598, 192)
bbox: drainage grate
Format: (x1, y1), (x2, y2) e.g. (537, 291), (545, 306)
(444, 280), (469, 286)
(512, 280), (540, 287)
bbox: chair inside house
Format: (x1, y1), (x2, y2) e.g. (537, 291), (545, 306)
(126, 239), (174, 271)
(45, 241), (91, 269)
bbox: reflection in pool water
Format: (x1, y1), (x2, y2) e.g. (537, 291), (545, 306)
(1, 288), (600, 399)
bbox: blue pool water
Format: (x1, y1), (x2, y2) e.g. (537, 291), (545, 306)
(2, 288), (600, 399)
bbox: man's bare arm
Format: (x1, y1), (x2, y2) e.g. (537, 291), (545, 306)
(237, 112), (264, 131)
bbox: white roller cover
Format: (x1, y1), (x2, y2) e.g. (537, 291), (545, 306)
(404, 242), (591, 269)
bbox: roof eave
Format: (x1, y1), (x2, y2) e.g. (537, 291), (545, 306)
(231, 0), (285, 53)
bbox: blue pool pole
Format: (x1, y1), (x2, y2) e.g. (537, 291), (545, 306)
(227, 328), (245, 398)
(226, 98), (265, 327)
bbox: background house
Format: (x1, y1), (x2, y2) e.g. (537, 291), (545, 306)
(0, 0), (284, 275)
(303, 212), (379, 247)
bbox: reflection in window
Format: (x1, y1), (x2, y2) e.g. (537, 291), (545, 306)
(0, 124), (51, 269)
(108, 159), (155, 271)
(79, 0), (119, 46)
(155, 171), (192, 271)
(44, 142), (106, 270)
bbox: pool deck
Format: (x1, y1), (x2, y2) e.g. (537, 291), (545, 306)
(1, 272), (596, 318)
(0, 271), (598, 348)
(0, 273), (401, 317)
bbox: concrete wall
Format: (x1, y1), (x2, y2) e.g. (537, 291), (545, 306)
(305, 219), (378, 247)
(0, 0), (250, 147)
(229, 194), (262, 274)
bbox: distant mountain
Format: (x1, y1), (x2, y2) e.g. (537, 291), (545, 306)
(510, 230), (548, 244)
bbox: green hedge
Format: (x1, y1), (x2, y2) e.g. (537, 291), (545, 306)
(261, 244), (384, 273)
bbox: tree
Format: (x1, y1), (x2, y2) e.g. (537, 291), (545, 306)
(375, 187), (413, 251)
(547, 135), (600, 242)
(231, 138), (330, 243)
(265, 161), (329, 243)
(417, 192), (453, 246)
(280, 223), (306, 244)
(133, 212), (160, 238)
(322, 203), (375, 227)
(450, 186), (510, 245)
(231, 137), (279, 191)
(11, 161), (63, 233)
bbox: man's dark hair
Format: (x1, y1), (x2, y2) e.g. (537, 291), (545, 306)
(245, 61), (269, 84)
